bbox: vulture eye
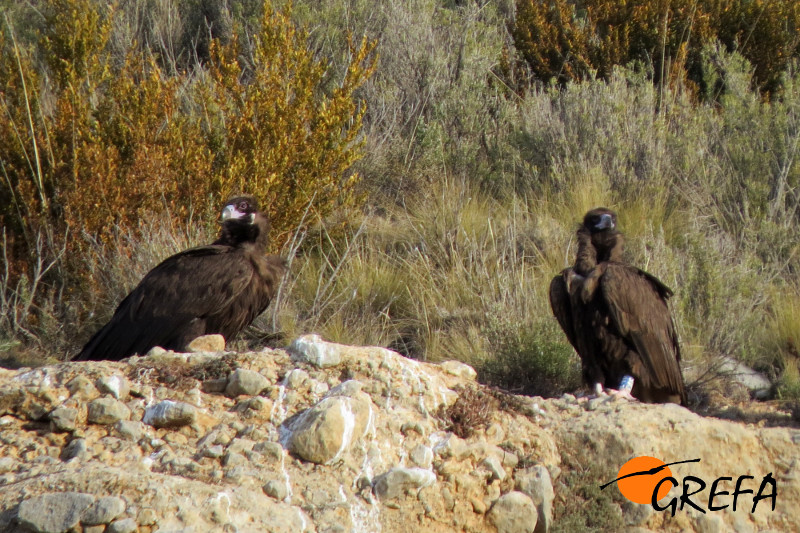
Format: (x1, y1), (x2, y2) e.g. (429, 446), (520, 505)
(238, 201), (249, 211)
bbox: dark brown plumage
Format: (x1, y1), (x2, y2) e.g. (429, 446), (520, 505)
(549, 208), (687, 405)
(76, 195), (287, 361)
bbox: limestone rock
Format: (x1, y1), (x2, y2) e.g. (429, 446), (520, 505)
(82, 496), (126, 525)
(0, 339), (798, 533)
(49, 407), (78, 432)
(288, 392), (373, 464)
(289, 334), (343, 368)
(373, 467), (437, 500)
(439, 360), (477, 380)
(18, 492), (95, 533)
(515, 465), (554, 533)
(107, 518), (138, 533)
(187, 334), (226, 353)
(87, 397), (131, 425)
(142, 400), (196, 428)
(96, 375), (130, 400)
(225, 368), (269, 397)
(489, 491), (538, 533)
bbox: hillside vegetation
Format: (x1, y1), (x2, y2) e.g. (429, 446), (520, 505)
(1, 0), (799, 403)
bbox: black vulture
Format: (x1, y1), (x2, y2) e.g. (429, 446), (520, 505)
(76, 195), (287, 361)
(549, 208), (687, 405)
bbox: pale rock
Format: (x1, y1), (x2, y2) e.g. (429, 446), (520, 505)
(285, 368), (310, 390)
(18, 492), (95, 533)
(65, 375), (100, 400)
(146, 346), (167, 357)
(410, 444), (434, 469)
(225, 368), (269, 397)
(288, 392), (373, 464)
(263, 479), (288, 501)
(433, 433), (469, 460)
(87, 397), (131, 425)
(137, 508), (158, 525)
(61, 438), (88, 461)
(82, 496), (126, 525)
(289, 333), (343, 368)
(96, 375), (130, 400)
(107, 517), (138, 533)
(489, 491), (538, 533)
(439, 360), (477, 380)
(515, 465), (555, 533)
(115, 420), (145, 441)
(483, 455), (506, 481)
(327, 379), (362, 397)
(373, 467), (437, 500)
(49, 406), (78, 432)
(187, 334), (226, 353)
(143, 400), (196, 428)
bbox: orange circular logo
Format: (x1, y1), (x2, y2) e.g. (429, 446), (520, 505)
(616, 456), (673, 505)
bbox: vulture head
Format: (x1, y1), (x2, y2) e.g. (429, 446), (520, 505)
(575, 207), (624, 273)
(217, 195), (271, 248)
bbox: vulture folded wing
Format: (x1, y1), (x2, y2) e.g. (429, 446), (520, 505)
(549, 273), (579, 353)
(599, 264), (685, 399)
(78, 245), (253, 359)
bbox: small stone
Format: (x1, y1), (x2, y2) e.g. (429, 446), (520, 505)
(483, 455), (506, 481)
(115, 420), (145, 441)
(137, 508), (158, 525)
(61, 438), (89, 461)
(107, 517), (138, 533)
(470, 496), (487, 514)
(0, 457), (15, 474)
(285, 369), (310, 390)
(143, 400), (196, 428)
(489, 491), (538, 533)
(203, 445), (224, 458)
(289, 334), (343, 368)
(96, 375), (131, 400)
(66, 375), (100, 400)
(515, 465), (554, 533)
(223, 451), (247, 467)
(49, 407), (78, 432)
(439, 360), (477, 380)
(326, 380), (362, 398)
(410, 444), (434, 469)
(253, 441), (284, 462)
(433, 434), (468, 460)
(84, 525), (105, 533)
(82, 496), (126, 525)
(146, 346), (167, 357)
(87, 397), (131, 425)
(187, 334), (226, 353)
(227, 438), (256, 454)
(18, 492), (95, 533)
(225, 369), (269, 397)
(373, 467), (437, 500)
(263, 479), (288, 501)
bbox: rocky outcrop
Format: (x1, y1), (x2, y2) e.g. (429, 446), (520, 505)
(0, 333), (797, 532)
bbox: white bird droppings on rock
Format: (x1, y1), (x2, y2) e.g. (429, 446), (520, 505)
(289, 334), (343, 368)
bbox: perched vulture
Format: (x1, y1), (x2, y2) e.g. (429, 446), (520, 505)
(549, 208), (687, 405)
(76, 195), (287, 361)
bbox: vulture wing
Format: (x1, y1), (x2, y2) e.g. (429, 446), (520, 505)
(549, 272), (579, 353)
(78, 245), (254, 360)
(599, 263), (686, 403)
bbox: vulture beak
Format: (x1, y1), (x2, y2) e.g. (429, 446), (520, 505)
(221, 205), (252, 222)
(595, 213), (615, 230)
